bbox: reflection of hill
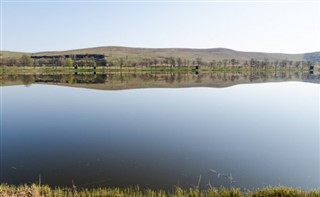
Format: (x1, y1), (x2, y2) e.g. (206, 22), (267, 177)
(301, 73), (320, 83)
(1, 71), (319, 90)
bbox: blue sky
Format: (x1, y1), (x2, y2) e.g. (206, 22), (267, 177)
(1, 1), (319, 53)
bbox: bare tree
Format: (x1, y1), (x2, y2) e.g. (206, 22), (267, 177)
(210, 60), (216, 69)
(169, 57), (176, 67)
(176, 57), (182, 68)
(196, 57), (203, 66)
(20, 55), (32, 67)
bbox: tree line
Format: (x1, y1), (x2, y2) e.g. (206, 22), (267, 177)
(1, 54), (318, 70)
(111, 56), (318, 70)
(0, 55), (106, 67)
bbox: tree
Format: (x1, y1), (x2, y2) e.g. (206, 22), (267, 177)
(65, 58), (73, 67)
(249, 58), (260, 69)
(196, 57), (203, 66)
(243, 60), (249, 68)
(183, 59), (187, 67)
(263, 59), (270, 70)
(20, 55), (32, 67)
(222, 59), (228, 69)
(280, 60), (287, 69)
(176, 57), (182, 68)
(56, 57), (65, 67)
(169, 57), (176, 67)
(210, 60), (217, 69)
(5, 57), (17, 67)
(217, 61), (222, 69)
(119, 58), (124, 68)
(230, 59), (237, 66)
(131, 62), (137, 67)
(249, 58), (255, 68)
(274, 60), (279, 69)
(153, 59), (158, 66)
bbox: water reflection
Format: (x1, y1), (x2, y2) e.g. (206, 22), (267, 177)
(1, 71), (319, 190)
(1, 71), (319, 89)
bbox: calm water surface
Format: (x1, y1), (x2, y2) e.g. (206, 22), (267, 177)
(1, 80), (319, 190)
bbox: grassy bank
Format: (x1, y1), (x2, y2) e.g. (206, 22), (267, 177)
(0, 184), (319, 197)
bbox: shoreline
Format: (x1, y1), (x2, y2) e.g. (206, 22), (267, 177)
(1, 66), (316, 75)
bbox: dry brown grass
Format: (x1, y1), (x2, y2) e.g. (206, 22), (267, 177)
(0, 184), (319, 197)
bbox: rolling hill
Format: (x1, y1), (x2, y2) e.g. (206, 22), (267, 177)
(2, 47), (320, 62)
(0, 51), (29, 58)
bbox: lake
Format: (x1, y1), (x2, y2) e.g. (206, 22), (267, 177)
(1, 71), (319, 190)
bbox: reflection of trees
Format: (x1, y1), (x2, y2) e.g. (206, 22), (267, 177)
(195, 75), (203, 83)
(210, 72), (215, 80)
(222, 73), (227, 82)
(11, 74), (107, 85)
(167, 73), (175, 84)
(217, 73), (222, 81)
(176, 73), (182, 83)
(67, 74), (74, 84)
(230, 75), (239, 82)
(2, 71), (319, 89)
(280, 72), (287, 79)
(22, 75), (35, 87)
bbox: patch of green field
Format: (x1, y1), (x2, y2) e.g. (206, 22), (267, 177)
(0, 184), (319, 197)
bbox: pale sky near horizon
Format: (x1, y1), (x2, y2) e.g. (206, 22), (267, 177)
(1, 1), (319, 53)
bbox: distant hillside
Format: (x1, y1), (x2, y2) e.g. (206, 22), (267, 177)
(303, 52), (320, 62)
(2, 47), (320, 62)
(0, 51), (29, 58)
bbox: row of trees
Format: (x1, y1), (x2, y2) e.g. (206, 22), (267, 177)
(112, 56), (317, 70)
(1, 55), (318, 70)
(1, 55), (74, 67)
(0, 55), (105, 67)
(114, 57), (203, 68)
